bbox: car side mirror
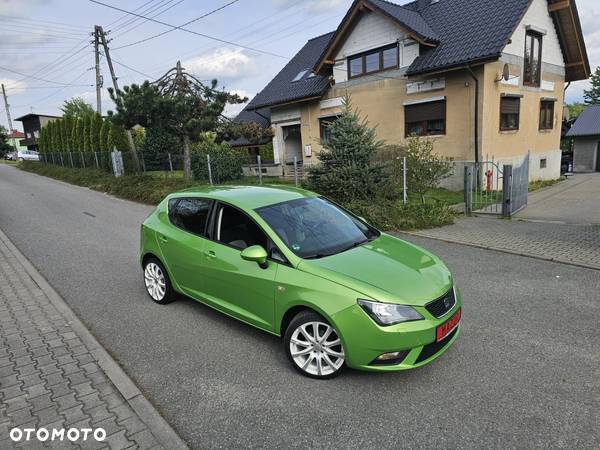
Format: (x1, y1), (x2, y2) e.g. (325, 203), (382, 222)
(240, 245), (268, 269)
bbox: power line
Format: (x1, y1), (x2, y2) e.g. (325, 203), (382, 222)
(98, 51), (155, 79)
(88, 0), (289, 59)
(12, 69), (92, 109)
(114, 0), (239, 49)
(0, 15), (88, 31)
(0, 64), (91, 87)
(112, 0), (184, 36)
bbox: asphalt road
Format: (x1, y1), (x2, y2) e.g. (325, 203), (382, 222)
(1, 164), (599, 449)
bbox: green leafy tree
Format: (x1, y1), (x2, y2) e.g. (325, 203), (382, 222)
(75, 118), (85, 151)
(566, 102), (585, 120)
(90, 113), (102, 151)
(69, 117), (77, 150)
(141, 127), (179, 170)
(61, 97), (95, 119)
(401, 136), (453, 203)
(0, 125), (13, 157)
(306, 96), (385, 202)
(83, 115), (91, 152)
(108, 69), (247, 180)
(60, 118), (69, 151)
(99, 119), (110, 152)
(584, 67), (600, 104)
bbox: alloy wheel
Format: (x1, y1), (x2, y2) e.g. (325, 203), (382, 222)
(144, 262), (166, 302)
(289, 321), (344, 377)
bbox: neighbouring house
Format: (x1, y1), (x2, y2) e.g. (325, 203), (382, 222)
(567, 104), (600, 172)
(6, 130), (27, 151)
(14, 113), (60, 151)
(236, 0), (589, 182)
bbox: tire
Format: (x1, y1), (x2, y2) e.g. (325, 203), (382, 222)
(142, 257), (176, 304)
(284, 310), (345, 379)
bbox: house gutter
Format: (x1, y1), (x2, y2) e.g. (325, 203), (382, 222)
(466, 64), (479, 163)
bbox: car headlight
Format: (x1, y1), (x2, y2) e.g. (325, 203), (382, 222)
(357, 299), (424, 326)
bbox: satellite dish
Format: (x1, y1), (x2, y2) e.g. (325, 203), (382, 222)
(502, 64), (510, 81)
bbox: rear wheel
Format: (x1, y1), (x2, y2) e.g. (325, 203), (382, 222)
(143, 258), (176, 304)
(284, 311), (345, 379)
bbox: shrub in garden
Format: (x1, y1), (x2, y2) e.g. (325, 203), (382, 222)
(141, 127), (179, 170)
(192, 139), (242, 183)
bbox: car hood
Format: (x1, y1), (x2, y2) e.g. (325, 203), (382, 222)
(298, 233), (453, 306)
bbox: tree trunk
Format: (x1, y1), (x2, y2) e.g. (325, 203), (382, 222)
(126, 130), (140, 173)
(183, 134), (192, 181)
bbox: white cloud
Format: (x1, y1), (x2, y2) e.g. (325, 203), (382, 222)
(0, 78), (27, 95)
(0, 0), (50, 16)
(182, 49), (258, 80)
(272, 0), (347, 12)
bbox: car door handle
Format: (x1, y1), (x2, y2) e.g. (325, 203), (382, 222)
(158, 234), (168, 243)
(204, 250), (216, 259)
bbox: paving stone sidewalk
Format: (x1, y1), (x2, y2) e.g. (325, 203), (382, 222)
(0, 229), (188, 449)
(402, 216), (600, 270)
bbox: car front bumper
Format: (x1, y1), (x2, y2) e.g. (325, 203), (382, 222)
(332, 289), (462, 372)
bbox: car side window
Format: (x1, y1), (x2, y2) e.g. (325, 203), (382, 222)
(168, 198), (211, 236)
(216, 204), (268, 251)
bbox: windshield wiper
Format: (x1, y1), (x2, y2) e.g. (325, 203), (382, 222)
(304, 239), (368, 260)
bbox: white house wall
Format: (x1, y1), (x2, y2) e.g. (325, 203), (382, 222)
(503, 0), (565, 68)
(332, 11), (416, 83)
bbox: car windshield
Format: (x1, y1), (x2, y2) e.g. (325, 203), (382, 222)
(256, 197), (379, 259)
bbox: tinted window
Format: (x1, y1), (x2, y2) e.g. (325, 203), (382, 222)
(257, 197), (379, 259)
(217, 205), (268, 250)
(169, 198), (211, 236)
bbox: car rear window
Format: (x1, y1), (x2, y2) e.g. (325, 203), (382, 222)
(168, 198), (211, 236)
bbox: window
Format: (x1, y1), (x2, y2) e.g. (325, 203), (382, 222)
(347, 44), (398, 79)
(216, 204), (268, 250)
(169, 198), (211, 236)
(540, 158), (547, 169)
(292, 69), (309, 82)
(319, 116), (339, 143)
(524, 30), (542, 87)
(500, 96), (520, 131)
(539, 100), (554, 130)
(404, 100), (446, 137)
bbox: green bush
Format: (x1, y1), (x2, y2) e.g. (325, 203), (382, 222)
(192, 140), (242, 183)
(141, 127), (180, 170)
(345, 199), (455, 230)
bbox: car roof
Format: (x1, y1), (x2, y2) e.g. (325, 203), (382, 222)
(170, 185), (318, 210)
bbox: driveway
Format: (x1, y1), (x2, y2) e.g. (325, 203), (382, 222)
(0, 164), (599, 449)
(517, 173), (600, 224)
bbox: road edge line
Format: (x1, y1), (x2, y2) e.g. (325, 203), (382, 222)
(0, 227), (189, 450)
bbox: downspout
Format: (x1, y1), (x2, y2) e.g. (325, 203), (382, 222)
(466, 65), (479, 163)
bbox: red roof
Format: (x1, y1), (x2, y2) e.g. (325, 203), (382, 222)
(8, 130), (25, 139)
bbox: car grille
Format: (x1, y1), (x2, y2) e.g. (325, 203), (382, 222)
(415, 328), (458, 364)
(424, 288), (456, 318)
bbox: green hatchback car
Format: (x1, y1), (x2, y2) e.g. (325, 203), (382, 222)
(140, 185), (461, 379)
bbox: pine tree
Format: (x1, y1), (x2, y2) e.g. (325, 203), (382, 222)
(584, 66), (600, 104)
(306, 96), (385, 202)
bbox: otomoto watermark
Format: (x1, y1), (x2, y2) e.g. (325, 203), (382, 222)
(9, 427), (107, 443)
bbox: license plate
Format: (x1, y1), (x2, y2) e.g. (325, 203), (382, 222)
(436, 308), (461, 342)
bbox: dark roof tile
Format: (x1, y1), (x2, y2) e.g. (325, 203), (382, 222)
(566, 105), (600, 137)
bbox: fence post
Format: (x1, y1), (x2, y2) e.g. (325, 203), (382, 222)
(68, 152), (73, 168)
(168, 153), (173, 172)
(293, 156), (299, 187)
(51, 153), (55, 165)
(402, 156), (408, 205)
(464, 165), (473, 215)
(207, 154), (213, 185)
(59, 153), (64, 166)
(81, 152), (85, 168)
(502, 164), (513, 217)
(257, 155), (263, 185)
(140, 152), (146, 172)
(94, 152), (99, 168)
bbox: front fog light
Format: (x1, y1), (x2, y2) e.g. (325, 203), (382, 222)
(371, 350), (409, 366)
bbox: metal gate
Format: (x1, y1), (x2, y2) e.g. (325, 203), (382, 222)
(464, 153), (529, 217)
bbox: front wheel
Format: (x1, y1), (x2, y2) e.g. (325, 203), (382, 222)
(143, 258), (176, 304)
(284, 311), (345, 379)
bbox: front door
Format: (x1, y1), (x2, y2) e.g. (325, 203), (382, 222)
(157, 197), (212, 298)
(200, 203), (277, 331)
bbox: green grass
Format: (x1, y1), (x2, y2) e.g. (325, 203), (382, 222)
(0, 159), (17, 165)
(19, 162), (459, 230)
(529, 177), (566, 192)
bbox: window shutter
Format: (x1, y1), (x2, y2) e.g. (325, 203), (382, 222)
(405, 100), (446, 123)
(501, 97), (520, 114)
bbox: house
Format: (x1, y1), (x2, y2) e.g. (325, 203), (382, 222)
(566, 105), (600, 172)
(6, 130), (27, 151)
(14, 113), (60, 151)
(238, 0), (589, 181)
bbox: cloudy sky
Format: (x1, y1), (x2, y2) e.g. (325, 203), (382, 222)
(1, 0), (598, 132)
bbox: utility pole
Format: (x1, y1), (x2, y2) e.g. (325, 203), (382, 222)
(1, 83), (17, 151)
(93, 26), (102, 115)
(96, 25), (140, 171)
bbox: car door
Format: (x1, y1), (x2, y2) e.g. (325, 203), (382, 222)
(157, 197), (212, 299)
(200, 202), (278, 332)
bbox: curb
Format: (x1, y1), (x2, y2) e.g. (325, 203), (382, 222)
(0, 227), (189, 450)
(398, 231), (600, 272)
